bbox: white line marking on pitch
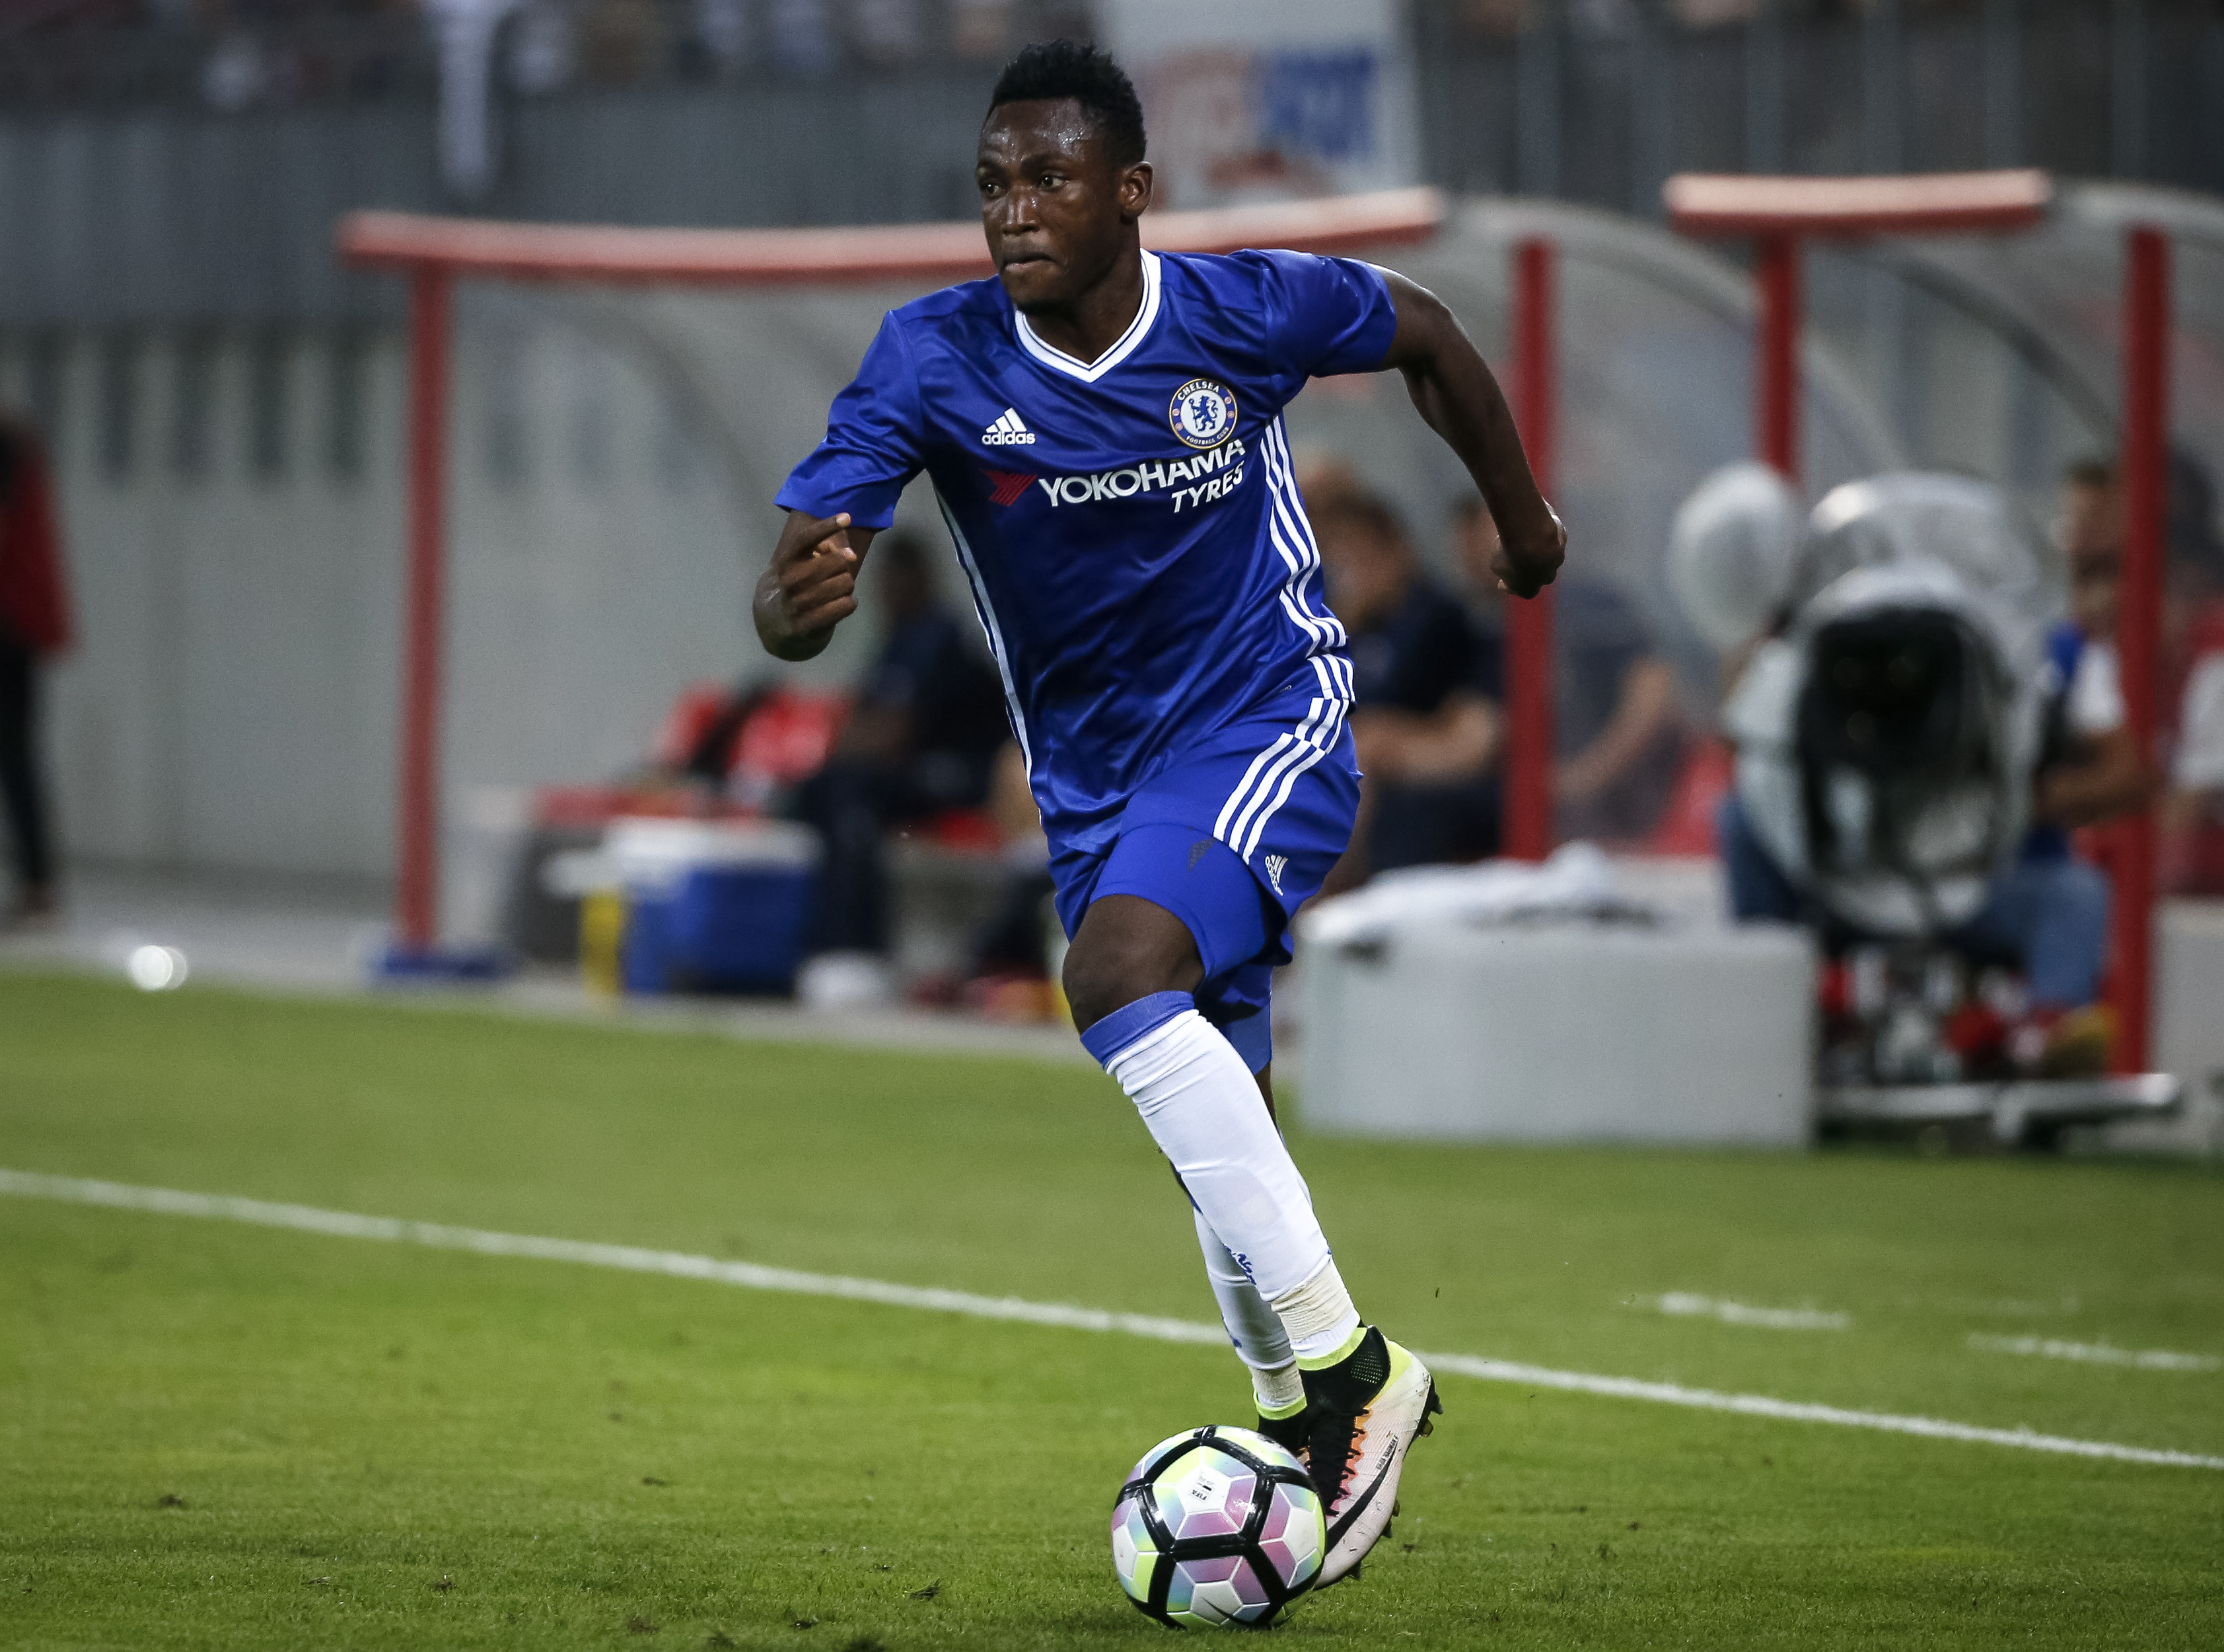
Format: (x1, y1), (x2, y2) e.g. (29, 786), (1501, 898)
(1969, 1334), (2221, 1373)
(1649, 1293), (1849, 1331)
(4, 1167), (2219, 1473)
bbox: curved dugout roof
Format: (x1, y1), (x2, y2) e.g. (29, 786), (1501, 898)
(1807, 180), (2224, 557)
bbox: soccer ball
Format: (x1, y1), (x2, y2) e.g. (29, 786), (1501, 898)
(1109, 1425), (1325, 1629)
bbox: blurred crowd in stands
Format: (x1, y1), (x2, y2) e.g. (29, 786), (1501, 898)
(0, 0), (1085, 110)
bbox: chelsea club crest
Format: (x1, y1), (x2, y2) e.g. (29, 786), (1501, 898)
(1168, 378), (1238, 449)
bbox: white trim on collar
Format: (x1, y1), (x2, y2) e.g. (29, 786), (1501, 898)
(1013, 250), (1163, 384)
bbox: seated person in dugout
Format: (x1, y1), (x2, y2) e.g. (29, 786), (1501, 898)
(2154, 454), (2224, 893)
(1454, 495), (1684, 844)
(2043, 459), (2150, 848)
(789, 530), (1011, 962)
(1313, 491), (1502, 890)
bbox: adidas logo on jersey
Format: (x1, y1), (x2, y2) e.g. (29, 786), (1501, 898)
(1264, 854), (1288, 896)
(982, 408), (1036, 447)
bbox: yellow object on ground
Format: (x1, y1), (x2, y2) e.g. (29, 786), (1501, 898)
(579, 888), (627, 996)
(2040, 1003), (2116, 1078)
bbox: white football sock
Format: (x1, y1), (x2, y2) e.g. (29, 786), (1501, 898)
(1099, 1008), (1334, 1304)
(1252, 1361), (1306, 1418)
(1271, 1257), (1363, 1367)
(1192, 1205), (1295, 1376)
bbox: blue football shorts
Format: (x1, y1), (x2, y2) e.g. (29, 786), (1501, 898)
(1047, 680), (1361, 1073)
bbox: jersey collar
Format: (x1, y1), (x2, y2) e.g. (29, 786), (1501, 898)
(1012, 250), (1163, 384)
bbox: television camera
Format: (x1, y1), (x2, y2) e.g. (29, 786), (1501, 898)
(1672, 466), (2180, 1147)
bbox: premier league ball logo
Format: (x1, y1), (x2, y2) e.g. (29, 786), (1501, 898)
(1169, 378), (1238, 449)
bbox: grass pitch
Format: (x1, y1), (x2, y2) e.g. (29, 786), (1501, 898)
(2, 970), (2221, 1650)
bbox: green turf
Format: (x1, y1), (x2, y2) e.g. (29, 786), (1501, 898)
(1, 969), (2220, 1649)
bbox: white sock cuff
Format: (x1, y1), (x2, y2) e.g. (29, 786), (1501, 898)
(1101, 1007), (1216, 1087)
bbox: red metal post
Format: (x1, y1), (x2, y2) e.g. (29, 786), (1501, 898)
(2110, 227), (2169, 1071)
(1504, 238), (1558, 861)
(1755, 233), (1801, 480)
(396, 267), (454, 952)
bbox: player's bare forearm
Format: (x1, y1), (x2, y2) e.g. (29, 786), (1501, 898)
(756, 509), (877, 662)
(1377, 273), (1565, 598)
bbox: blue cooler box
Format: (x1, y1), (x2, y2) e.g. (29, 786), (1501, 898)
(607, 819), (822, 995)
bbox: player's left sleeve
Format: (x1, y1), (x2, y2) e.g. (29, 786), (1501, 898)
(1256, 250), (1400, 378)
(776, 314), (927, 530)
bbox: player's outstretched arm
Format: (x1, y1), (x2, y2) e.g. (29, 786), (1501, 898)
(1376, 273), (1566, 598)
(755, 509), (879, 661)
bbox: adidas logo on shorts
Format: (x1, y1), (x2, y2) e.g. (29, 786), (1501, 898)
(982, 408), (1036, 447)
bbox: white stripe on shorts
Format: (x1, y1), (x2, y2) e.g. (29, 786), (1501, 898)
(1213, 656), (1351, 863)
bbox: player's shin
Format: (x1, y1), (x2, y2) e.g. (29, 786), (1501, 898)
(1083, 992), (1347, 1316)
(1191, 1205), (1307, 1437)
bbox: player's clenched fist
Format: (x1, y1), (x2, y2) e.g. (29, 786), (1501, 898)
(1493, 503), (1567, 600)
(755, 510), (875, 661)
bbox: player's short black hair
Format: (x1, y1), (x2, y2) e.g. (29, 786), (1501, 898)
(987, 40), (1147, 168)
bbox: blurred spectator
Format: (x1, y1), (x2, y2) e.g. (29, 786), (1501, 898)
(1292, 447), (1364, 520)
(2058, 454), (2123, 573)
(848, 0), (923, 65)
(2028, 460), (2149, 853)
(577, 0), (666, 83)
(0, 416), (71, 926)
(1976, 460), (2152, 1074)
(2160, 453), (2224, 892)
(960, 739), (1061, 1013)
(769, 0), (838, 75)
(1316, 491), (1501, 891)
(692, 0), (748, 74)
(789, 530), (1008, 964)
(949, 0), (1017, 60)
(1454, 496), (1682, 843)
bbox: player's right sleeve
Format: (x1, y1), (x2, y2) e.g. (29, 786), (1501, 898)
(775, 315), (926, 530)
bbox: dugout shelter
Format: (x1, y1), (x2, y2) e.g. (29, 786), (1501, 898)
(1665, 170), (2224, 1077)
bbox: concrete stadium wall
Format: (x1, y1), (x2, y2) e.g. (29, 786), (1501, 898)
(0, 310), (878, 886)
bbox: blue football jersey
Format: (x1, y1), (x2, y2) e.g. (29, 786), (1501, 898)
(777, 248), (1397, 854)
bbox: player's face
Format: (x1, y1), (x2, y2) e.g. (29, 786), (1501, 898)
(976, 100), (1151, 312)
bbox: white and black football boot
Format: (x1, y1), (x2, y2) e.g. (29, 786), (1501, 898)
(1301, 1328), (1441, 1587)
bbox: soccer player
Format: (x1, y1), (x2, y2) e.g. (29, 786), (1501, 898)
(759, 41), (1563, 1587)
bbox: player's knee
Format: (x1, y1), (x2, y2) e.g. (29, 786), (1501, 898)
(1063, 930), (1181, 1036)
(1061, 940), (1135, 1036)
